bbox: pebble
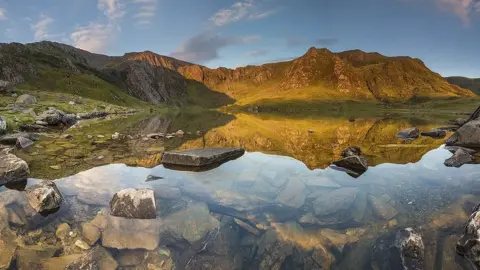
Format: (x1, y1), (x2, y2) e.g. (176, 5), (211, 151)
(87, 135), (93, 139)
(75, 240), (91, 250)
(69, 231), (77, 238)
(97, 135), (105, 138)
(112, 132), (120, 140)
(97, 156), (104, 160)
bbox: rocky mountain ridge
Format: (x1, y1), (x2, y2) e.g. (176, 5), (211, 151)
(0, 41), (475, 106)
(446, 76), (480, 95)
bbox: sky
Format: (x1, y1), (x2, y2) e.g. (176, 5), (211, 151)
(0, 0), (479, 77)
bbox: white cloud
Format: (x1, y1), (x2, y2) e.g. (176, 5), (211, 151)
(32, 14), (54, 41)
(132, 0), (157, 25)
(210, 0), (279, 26)
(436, 0), (478, 25)
(98, 0), (126, 20)
(70, 23), (115, 53)
(0, 8), (6, 20)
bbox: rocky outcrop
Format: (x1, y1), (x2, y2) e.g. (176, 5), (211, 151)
(15, 94), (37, 105)
(446, 119), (480, 148)
(26, 181), (64, 213)
(397, 127), (420, 140)
(0, 150), (29, 185)
(0, 116), (6, 135)
(109, 188), (156, 219)
(444, 148), (475, 167)
(162, 148), (245, 168)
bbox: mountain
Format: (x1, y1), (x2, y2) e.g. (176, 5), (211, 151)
(0, 41), (474, 107)
(445, 77), (480, 95)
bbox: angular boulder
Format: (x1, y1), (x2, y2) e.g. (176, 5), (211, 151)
(110, 188), (156, 219)
(26, 181), (63, 213)
(332, 155), (368, 176)
(0, 116), (6, 135)
(0, 150), (29, 185)
(162, 148), (245, 168)
(15, 94), (37, 105)
(446, 119), (480, 148)
(457, 206), (480, 267)
(397, 127), (420, 140)
(444, 148), (475, 168)
(16, 136), (34, 149)
(420, 129), (447, 139)
(395, 228), (424, 270)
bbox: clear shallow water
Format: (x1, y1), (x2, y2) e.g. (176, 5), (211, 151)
(1, 112), (479, 269)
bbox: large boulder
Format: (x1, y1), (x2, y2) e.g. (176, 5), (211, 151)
(446, 119), (480, 148)
(110, 188), (156, 219)
(36, 108), (76, 126)
(26, 181), (63, 213)
(0, 150), (29, 185)
(0, 116), (6, 135)
(15, 94), (37, 105)
(397, 127), (420, 140)
(444, 148), (475, 168)
(457, 205), (480, 267)
(312, 187), (359, 217)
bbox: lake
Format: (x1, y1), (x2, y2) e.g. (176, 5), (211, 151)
(1, 111), (478, 269)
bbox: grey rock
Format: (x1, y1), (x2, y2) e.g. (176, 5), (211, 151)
(368, 195), (398, 220)
(0, 132), (38, 145)
(0, 150), (29, 185)
(444, 148), (475, 168)
(435, 126), (459, 132)
(341, 146), (362, 158)
(449, 118), (467, 126)
(16, 136), (34, 149)
(457, 205), (480, 267)
(19, 124), (48, 132)
(26, 181), (63, 213)
(397, 127), (420, 140)
(62, 114), (77, 126)
(276, 178), (306, 208)
(446, 119), (480, 148)
(36, 108), (64, 125)
(15, 94), (37, 105)
(395, 228), (424, 270)
(147, 133), (164, 139)
(162, 148), (245, 167)
(35, 121), (48, 126)
(313, 187), (359, 216)
(110, 188), (156, 219)
(0, 116), (6, 135)
(66, 246), (118, 270)
(444, 145), (476, 154)
(332, 155), (368, 175)
(0, 81), (13, 93)
(420, 129), (447, 139)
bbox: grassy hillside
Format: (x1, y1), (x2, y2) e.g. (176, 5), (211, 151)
(446, 76), (480, 95)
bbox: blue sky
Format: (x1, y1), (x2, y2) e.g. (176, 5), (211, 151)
(0, 0), (479, 77)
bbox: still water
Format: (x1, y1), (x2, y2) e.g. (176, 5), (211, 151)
(1, 111), (478, 269)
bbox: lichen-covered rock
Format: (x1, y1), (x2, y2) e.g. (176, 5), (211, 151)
(395, 228), (424, 270)
(26, 181), (63, 213)
(0, 81), (13, 93)
(110, 188), (156, 219)
(0, 116), (6, 135)
(444, 148), (475, 168)
(15, 94), (37, 105)
(0, 149), (29, 185)
(457, 206), (480, 267)
(66, 246), (118, 270)
(36, 108), (65, 125)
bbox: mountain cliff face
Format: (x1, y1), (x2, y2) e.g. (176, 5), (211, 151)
(446, 77), (480, 95)
(0, 41), (474, 107)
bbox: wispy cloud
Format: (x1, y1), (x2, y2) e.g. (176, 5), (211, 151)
(132, 0), (157, 25)
(286, 37), (308, 48)
(32, 14), (54, 41)
(244, 49), (269, 57)
(316, 38), (339, 47)
(171, 31), (261, 63)
(433, 0), (479, 25)
(71, 22), (115, 53)
(98, 0), (126, 20)
(0, 8), (6, 20)
(210, 0), (279, 26)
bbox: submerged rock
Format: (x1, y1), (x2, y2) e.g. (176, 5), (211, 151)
(420, 129), (447, 139)
(15, 94), (37, 105)
(395, 228), (424, 270)
(66, 246), (118, 270)
(26, 181), (63, 213)
(397, 127), (420, 140)
(368, 195), (398, 220)
(110, 188), (156, 219)
(0, 149), (29, 185)
(102, 215), (162, 250)
(0, 228), (17, 269)
(16, 136), (34, 149)
(313, 187), (359, 217)
(275, 178), (306, 208)
(444, 148), (475, 168)
(162, 148), (245, 168)
(446, 119), (480, 148)
(82, 223), (101, 246)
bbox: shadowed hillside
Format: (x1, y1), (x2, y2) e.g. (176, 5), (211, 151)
(446, 76), (480, 95)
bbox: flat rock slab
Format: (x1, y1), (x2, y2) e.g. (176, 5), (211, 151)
(162, 148), (245, 168)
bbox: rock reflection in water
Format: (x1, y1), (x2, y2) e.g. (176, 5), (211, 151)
(1, 147), (480, 269)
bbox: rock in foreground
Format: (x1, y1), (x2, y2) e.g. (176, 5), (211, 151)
(457, 205), (480, 267)
(397, 127), (420, 140)
(110, 188), (156, 219)
(444, 148), (475, 168)
(162, 148), (245, 168)
(0, 150), (29, 185)
(395, 228), (424, 270)
(446, 119), (480, 148)
(26, 181), (63, 213)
